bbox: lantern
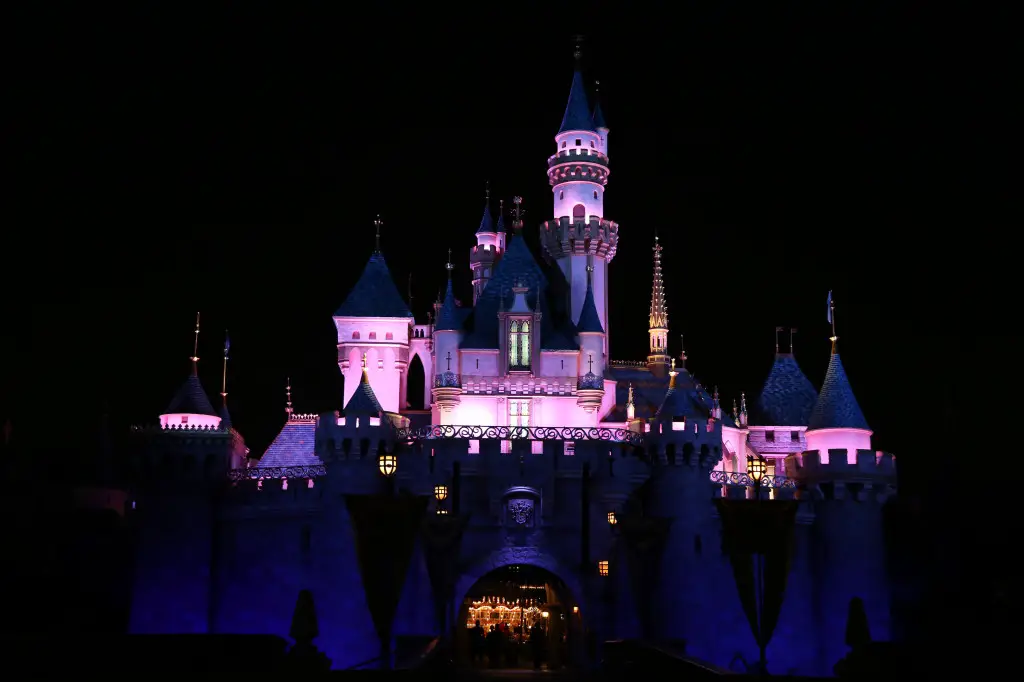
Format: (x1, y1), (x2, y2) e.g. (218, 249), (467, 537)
(746, 454), (766, 484)
(607, 511), (617, 525)
(598, 560), (609, 577)
(378, 452), (397, 477)
(573, 606), (579, 614)
(433, 484), (448, 501)
(541, 611), (550, 619)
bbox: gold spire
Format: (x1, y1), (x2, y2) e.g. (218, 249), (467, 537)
(220, 330), (230, 403)
(285, 377), (293, 417)
(649, 235), (667, 330)
(668, 357), (678, 389)
(190, 312), (201, 375)
(361, 353), (370, 383)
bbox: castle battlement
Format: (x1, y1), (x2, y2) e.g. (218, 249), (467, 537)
(539, 216), (619, 261)
(132, 423), (232, 435)
(785, 449), (897, 502)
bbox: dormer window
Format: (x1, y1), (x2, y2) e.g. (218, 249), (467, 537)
(509, 320), (531, 370)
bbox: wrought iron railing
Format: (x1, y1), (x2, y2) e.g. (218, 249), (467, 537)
(577, 372), (604, 390)
(227, 464), (327, 481)
(433, 371), (461, 388)
(710, 470), (795, 489)
(394, 424), (644, 447)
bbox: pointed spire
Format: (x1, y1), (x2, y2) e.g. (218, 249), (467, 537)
(496, 199), (506, 233)
(435, 255), (461, 331)
(739, 392), (748, 427)
(285, 377), (293, 417)
(626, 383), (635, 421)
(712, 386), (722, 419)
(827, 290), (838, 353)
(476, 181), (494, 234)
(668, 358), (678, 389)
(650, 236), (667, 330)
(559, 38), (595, 134)
(808, 346), (869, 431)
(190, 312), (201, 374)
(576, 262), (605, 333)
(373, 215), (383, 254)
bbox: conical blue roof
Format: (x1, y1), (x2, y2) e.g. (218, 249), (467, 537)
(592, 102), (607, 129)
(559, 70), (595, 134)
(751, 354), (818, 426)
(808, 353), (870, 430)
(576, 275), (604, 334)
(435, 277), (461, 332)
(164, 371), (218, 416)
(476, 201), (495, 234)
(495, 210), (506, 233)
(218, 401), (232, 429)
(653, 369), (715, 422)
(345, 368), (383, 415)
(334, 252), (413, 318)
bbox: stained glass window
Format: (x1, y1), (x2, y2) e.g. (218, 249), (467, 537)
(520, 321), (530, 367)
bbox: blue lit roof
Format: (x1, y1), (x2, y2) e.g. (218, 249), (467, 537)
(334, 252), (413, 319)
(434, 278), (461, 331)
(256, 419), (321, 468)
(808, 353), (870, 431)
(576, 276), (604, 334)
(559, 70), (595, 134)
(592, 102), (607, 129)
(476, 201), (494, 234)
(751, 353), (819, 427)
(164, 371), (218, 416)
(344, 369), (383, 415)
(653, 369), (715, 422)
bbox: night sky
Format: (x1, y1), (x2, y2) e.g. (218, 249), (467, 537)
(17, 5), (1014, 497)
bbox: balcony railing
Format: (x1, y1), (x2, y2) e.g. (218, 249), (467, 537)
(395, 424), (644, 447)
(228, 464), (327, 481)
(547, 149), (609, 168)
(710, 470), (795, 489)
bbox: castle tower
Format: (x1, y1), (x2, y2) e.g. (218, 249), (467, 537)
(576, 263), (606, 413)
(786, 311), (895, 673)
(432, 256), (463, 420)
(128, 314), (245, 635)
(540, 44), (618, 356)
(470, 185), (505, 304)
(333, 217), (414, 413)
(647, 235), (670, 376)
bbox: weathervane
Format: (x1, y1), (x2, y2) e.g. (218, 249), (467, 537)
(790, 327), (797, 354)
(190, 312), (201, 371)
(485, 180), (490, 202)
(373, 215), (383, 253)
(446, 248), (453, 278)
(572, 34), (585, 61)
(512, 196), (524, 230)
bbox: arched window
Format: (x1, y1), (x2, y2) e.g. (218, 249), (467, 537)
(573, 203), (586, 219)
(352, 331), (360, 339)
(509, 320), (530, 370)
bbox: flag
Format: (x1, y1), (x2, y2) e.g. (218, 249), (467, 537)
(826, 291), (833, 325)
(224, 331), (231, 355)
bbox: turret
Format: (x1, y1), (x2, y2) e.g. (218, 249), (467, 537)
(470, 184), (505, 304)
(333, 217), (414, 414)
(540, 44), (617, 357)
(647, 235), (670, 376)
(432, 257), (463, 417)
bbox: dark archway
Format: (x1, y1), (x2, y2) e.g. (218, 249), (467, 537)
(455, 564), (584, 671)
(406, 354), (426, 410)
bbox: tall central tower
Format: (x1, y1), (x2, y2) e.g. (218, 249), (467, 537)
(540, 45), (619, 357)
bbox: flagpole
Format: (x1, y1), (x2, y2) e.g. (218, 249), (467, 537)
(829, 297), (838, 354)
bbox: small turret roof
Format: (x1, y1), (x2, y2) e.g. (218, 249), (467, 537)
(559, 69), (595, 134)
(652, 368), (715, 422)
(218, 402), (232, 430)
(576, 273), (604, 334)
(334, 252), (413, 319)
(808, 353), (870, 431)
(476, 201), (495, 235)
(345, 366), (383, 415)
(434, 278), (461, 332)
(164, 371), (218, 416)
(495, 209), (506, 233)
(592, 102), (607, 130)
(751, 353), (819, 426)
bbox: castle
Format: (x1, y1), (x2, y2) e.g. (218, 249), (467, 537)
(125, 50), (897, 676)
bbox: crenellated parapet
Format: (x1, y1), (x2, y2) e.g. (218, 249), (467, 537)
(785, 448), (897, 502)
(546, 148), (610, 187)
(539, 216), (619, 262)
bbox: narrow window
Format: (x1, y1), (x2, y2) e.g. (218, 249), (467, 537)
(593, 190), (598, 199)
(352, 331), (360, 339)
(385, 332), (393, 340)
(765, 431), (775, 442)
(369, 332), (376, 340)
(509, 321), (519, 366)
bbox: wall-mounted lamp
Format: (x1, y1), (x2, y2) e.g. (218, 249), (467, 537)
(607, 511), (617, 525)
(378, 452), (397, 477)
(598, 560), (609, 577)
(434, 484), (448, 501)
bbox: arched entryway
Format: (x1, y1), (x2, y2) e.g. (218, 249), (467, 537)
(454, 564), (586, 671)
(406, 353), (426, 409)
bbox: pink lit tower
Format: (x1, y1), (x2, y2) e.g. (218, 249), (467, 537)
(540, 41), (619, 358)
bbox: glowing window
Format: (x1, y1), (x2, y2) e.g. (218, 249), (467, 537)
(575, 139), (581, 146)
(509, 399), (530, 428)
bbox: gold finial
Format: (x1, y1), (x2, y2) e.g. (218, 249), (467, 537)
(373, 214), (383, 253)
(361, 353), (367, 370)
(285, 377), (293, 417)
(220, 330), (230, 402)
(190, 312), (201, 373)
(827, 290), (838, 353)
